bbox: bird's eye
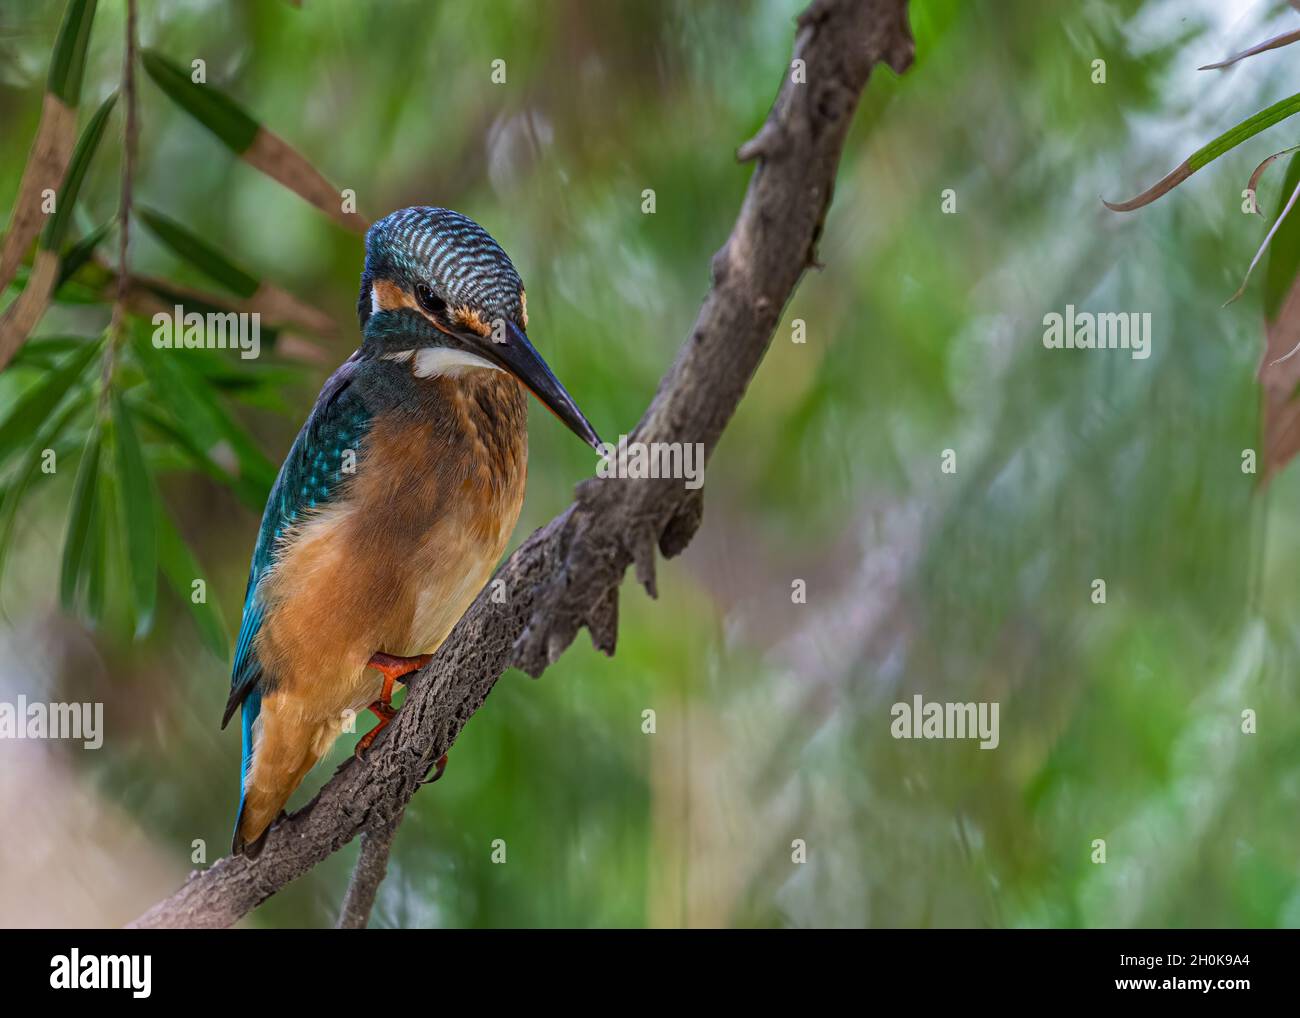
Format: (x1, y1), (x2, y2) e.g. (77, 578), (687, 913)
(414, 283), (447, 316)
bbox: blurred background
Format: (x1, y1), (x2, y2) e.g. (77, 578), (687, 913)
(2, 0), (1300, 928)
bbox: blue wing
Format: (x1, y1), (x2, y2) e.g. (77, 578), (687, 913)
(221, 352), (371, 824)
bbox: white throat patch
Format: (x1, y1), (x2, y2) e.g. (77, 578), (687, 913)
(382, 347), (501, 378)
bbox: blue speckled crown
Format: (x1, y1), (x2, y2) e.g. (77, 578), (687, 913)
(359, 207), (524, 326)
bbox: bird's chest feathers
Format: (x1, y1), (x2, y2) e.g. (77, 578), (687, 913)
(350, 375), (528, 653)
(263, 373), (528, 683)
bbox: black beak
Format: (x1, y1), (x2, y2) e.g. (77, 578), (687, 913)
(478, 320), (602, 450)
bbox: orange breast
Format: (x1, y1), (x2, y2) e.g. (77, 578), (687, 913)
(255, 371), (529, 721)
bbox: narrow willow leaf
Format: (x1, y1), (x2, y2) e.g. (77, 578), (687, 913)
(130, 402), (266, 510)
(1228, 176), (1300, 309)
(187, 351), (301, 390)
(0, 0), (97, 292)
(0, 389), (89, 586)
(137, 206), (259, 298)
(242, 130), (368, 233)
(1266, 153), (1300, 319)
(129, 271), (333, 340)
(110, 391), (158, 634)
(143, 447), (197, 473)
(47, 0), (98, 104)
(1258, 154), (1300, 479)
(129, 325), (276, 497)
(45, 274), (104, 306)
(102, 264), (329, 352)
(158, 511), (230, 661)
(0, 95), (116, 370)
(1199, 28), (1300, 71)
(59, 423), (101, 610)
(5, 334), (87, 370)
(174, 359), (277, 492)
(141, 49), (366, 233)
(127, 324), (221, 450)
(1105, 91), (1300, 212)
(84, 459), (109, 623)
(0, 335), (101, 469)
(1191, 93), (1300, 170)
(80, 241), (331, 347)
(58, 220), (113, 286)
(174, 347), (300, 412)
(40, 93), (117, 252)
(245, 283), (337, 338)
(141, 49), (258, 152)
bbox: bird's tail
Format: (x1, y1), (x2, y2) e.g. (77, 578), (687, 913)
(232, 688), (273, 858)
(232, 794), (278, 859)
(232, 691), (327, 857)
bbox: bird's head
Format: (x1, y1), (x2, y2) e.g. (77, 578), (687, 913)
(358, 206), (601, 450)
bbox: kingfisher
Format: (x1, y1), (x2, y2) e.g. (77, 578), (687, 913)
(221, 207), (602, 857)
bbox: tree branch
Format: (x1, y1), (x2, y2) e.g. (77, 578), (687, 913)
(334, 807), (405, 929)
(129, 0), (914, 930)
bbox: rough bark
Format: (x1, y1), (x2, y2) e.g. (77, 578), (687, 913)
(129, 0), (914, 930)
(334, 808), (404, 929)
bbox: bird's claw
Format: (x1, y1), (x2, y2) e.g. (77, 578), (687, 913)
(420, 753), (450, 785)
(354, 699), (398, 760)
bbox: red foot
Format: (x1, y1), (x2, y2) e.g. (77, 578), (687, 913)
(354, 652), (432, 759)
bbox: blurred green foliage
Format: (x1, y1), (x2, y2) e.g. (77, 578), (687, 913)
(2, 0), (1300, 928)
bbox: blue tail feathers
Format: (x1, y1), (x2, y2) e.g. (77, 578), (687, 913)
(231, 687), (264, 856)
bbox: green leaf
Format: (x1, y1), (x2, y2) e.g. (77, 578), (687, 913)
(59, 422), (100, 610)
(130, 325), (276, 498)
(141, 49), (259, 153)
(143, 446), (198, 474)
(181, 346), (300, 393)
(84, 456), (110, 623)
(110, 390), (157, 635)
(0, 335), (101, 471)
(5, 334), (89, 370)
(128, 325), (221, 446)
(1190, 91), (1300, 171)
(47, 0), (98, 105)
(39, 93), (116, 252)
(129, 401), (266, 510)
(137, 206), (259, 298)
(1107, 90), (1300, 212)
(158, 511), (229, 661)
(138, 50), (364, 233)
(132, 277), (287, 350)
(58, 220), (113, 287)
(0, 388), (90, 586)
(1265, 153), (1300, 320)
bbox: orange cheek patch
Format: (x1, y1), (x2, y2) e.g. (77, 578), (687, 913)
(372, 278), (420, 313)
(450, 304), (492, 337)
